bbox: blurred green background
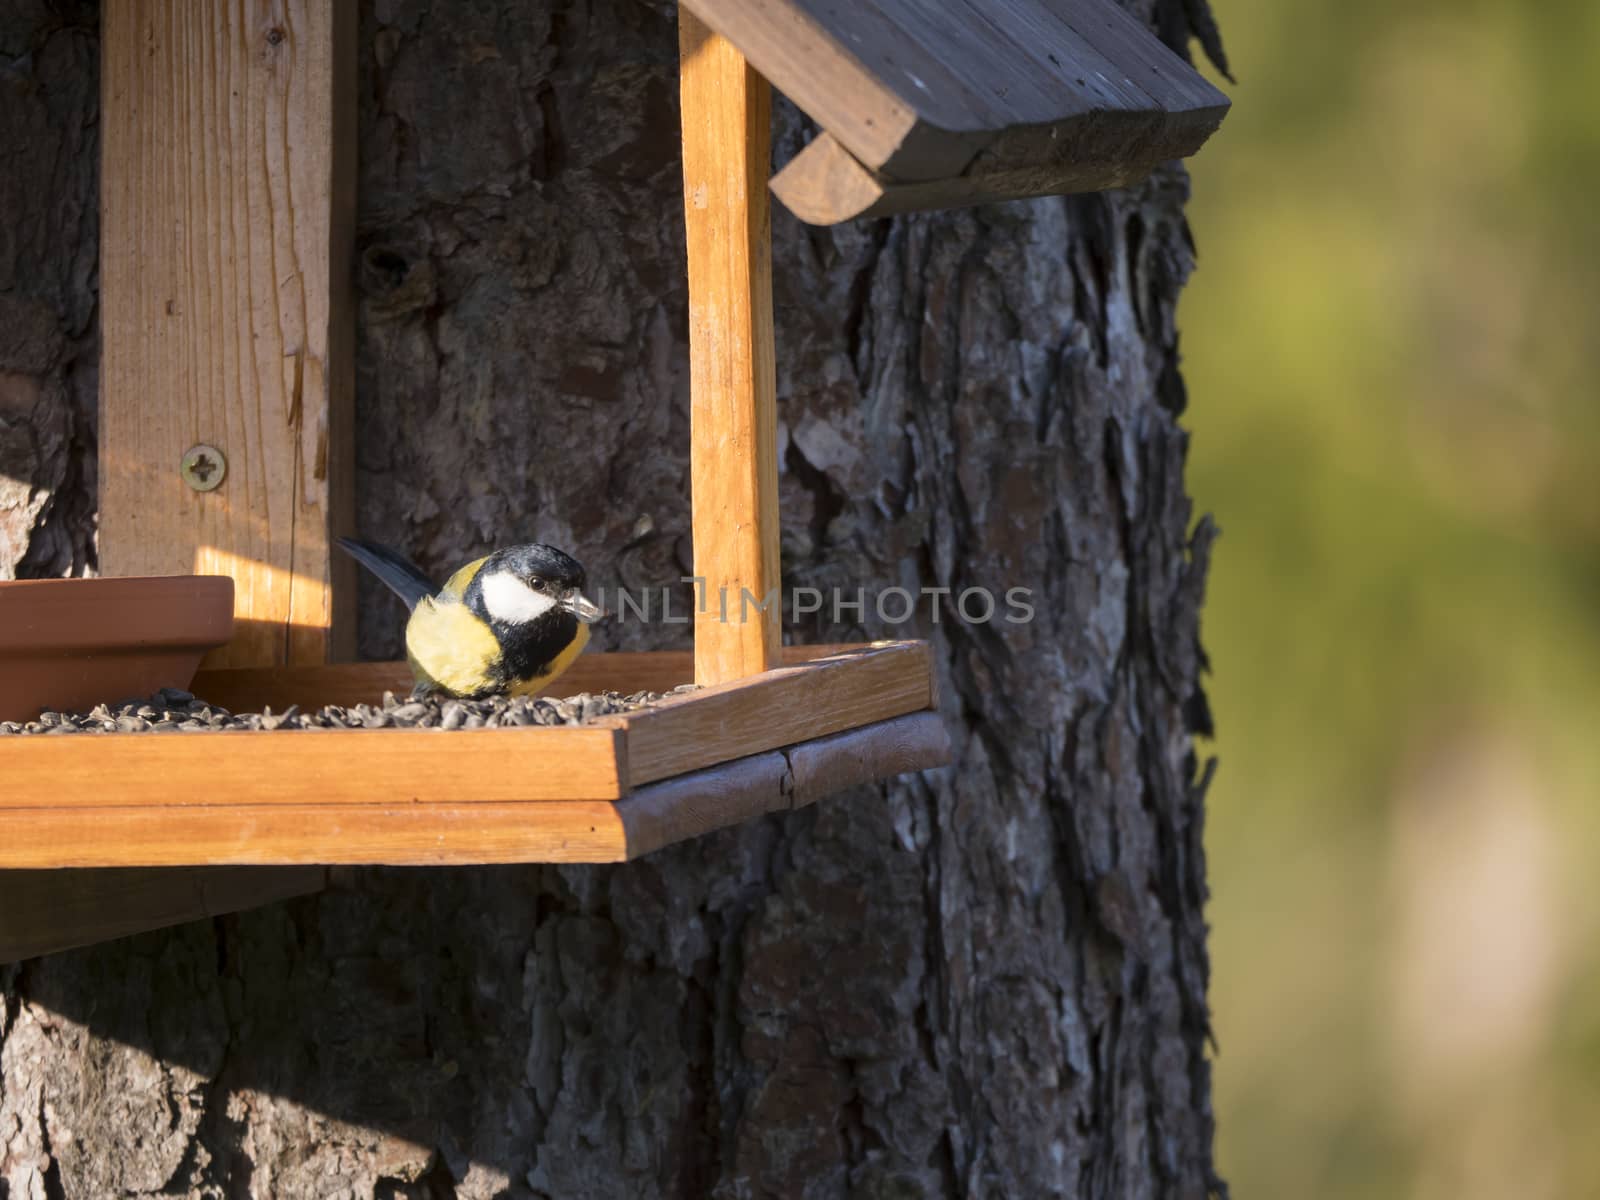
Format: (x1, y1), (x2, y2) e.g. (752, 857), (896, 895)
(1181, 1), (1600, 1196)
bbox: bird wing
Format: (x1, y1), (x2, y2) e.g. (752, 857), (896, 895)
(439, 555), (492, 600)
(336, 537), (438, 611)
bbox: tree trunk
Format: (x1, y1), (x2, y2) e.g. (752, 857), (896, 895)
(0, 2), (1223, 1197)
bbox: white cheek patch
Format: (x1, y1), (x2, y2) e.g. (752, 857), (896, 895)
(481, 572), (558, 625)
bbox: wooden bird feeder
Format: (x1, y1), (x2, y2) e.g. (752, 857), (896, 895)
(0, 0), (1226, 960)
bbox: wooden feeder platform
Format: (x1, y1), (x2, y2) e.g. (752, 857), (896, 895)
(0, 643), (941, 869)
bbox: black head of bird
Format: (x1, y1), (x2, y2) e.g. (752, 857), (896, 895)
(471, 544), (604, 627)
(337, 537), (605, 699)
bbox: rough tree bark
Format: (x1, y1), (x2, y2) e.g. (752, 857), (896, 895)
(0, 2), (1223, 1197)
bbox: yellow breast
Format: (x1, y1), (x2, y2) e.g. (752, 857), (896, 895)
(404, 596), (503, 698)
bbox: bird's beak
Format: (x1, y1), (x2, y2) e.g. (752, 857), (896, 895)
(563, 590), (606, 624)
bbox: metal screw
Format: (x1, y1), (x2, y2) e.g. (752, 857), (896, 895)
(180, 444), (227, 492)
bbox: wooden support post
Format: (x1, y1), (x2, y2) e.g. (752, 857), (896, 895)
(679, 9), (782, 686)
(20, 0), (358, 960)
(99, 0), (356, 668)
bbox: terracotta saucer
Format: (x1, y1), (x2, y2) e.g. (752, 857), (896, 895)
(0, 576), (235, 723)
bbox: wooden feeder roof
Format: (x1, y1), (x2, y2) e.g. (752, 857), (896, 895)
(685, 0), (1231, 223)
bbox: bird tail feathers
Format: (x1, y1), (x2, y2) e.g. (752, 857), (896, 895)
(336, 537), (436, 611)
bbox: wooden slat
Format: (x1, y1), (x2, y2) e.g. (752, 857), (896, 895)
(680, 11), (782, 686)
(190, 645), (853, 713)
(0, 867), (325, 963)
(0, 711), (951, 869)
(771, 131), (1170, 225)
(785, 710), (951, 806)
(618, 751), (792, 860)
(0, 804), (630, 868)
(619, 710), (952, 857)
(99, 0), (357, 667)
(615, 642), (934, 786)
(0, 726), (626, 807)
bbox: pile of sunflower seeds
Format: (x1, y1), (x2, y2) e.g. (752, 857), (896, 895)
(0, 684), (695, 735)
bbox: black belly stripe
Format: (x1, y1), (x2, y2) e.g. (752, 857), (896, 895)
(489, 612), (577, 686)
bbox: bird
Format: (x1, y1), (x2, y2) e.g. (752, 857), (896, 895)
(337, 537), (605, 700)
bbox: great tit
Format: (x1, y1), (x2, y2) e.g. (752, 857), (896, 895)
(337, 537), (605, 699)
